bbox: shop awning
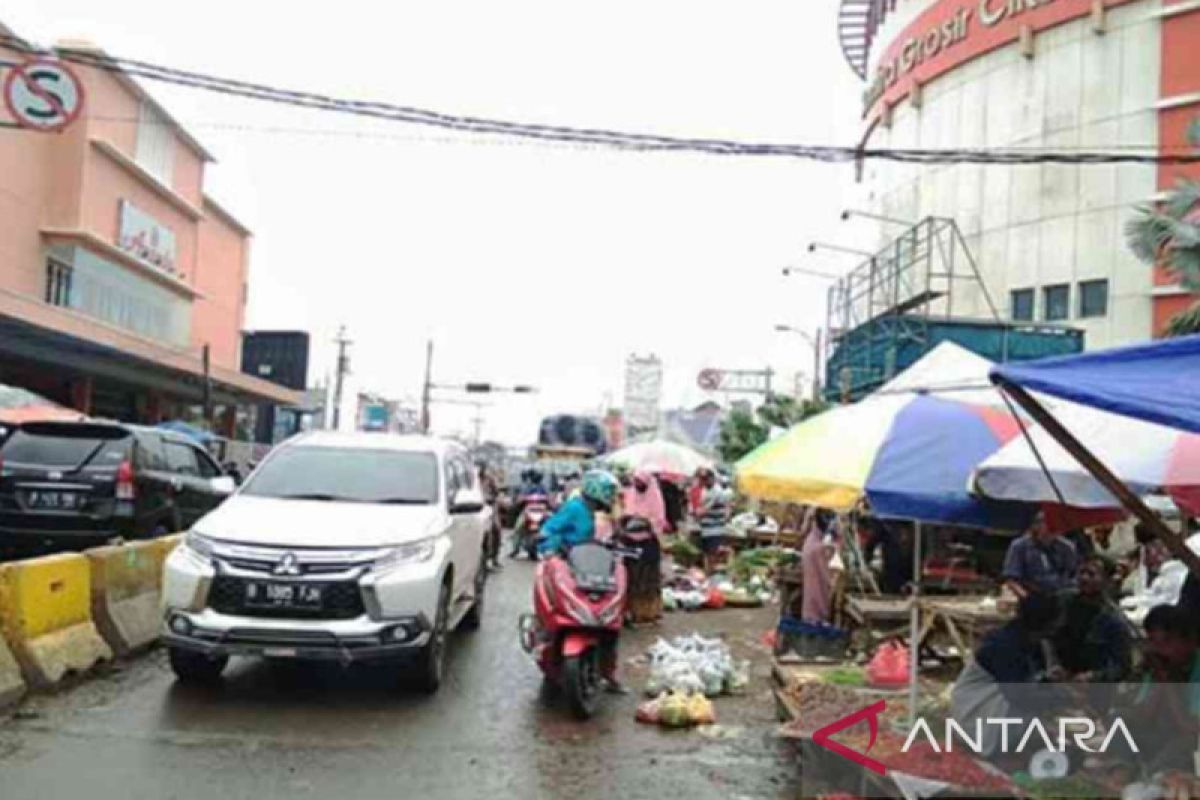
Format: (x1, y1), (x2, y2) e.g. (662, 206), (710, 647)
(0, 288), (301, 407)
(990, 334), (1200, 435)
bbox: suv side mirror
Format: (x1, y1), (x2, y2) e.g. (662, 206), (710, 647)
(451, 488), (485, 514)
(210, 476), (237, 496)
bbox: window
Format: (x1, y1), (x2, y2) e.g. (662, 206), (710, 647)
(195, 449), (222, 479)
(164, 442), (200, 476)
(134, 101), (175, 184)
(1010, 288), (1034, 322)
(1043, 284), (1070, 322)
(135, 435), (169, 471)
(1, 427), (130, 469)
(241, 447), (439, 505)
(45, 259), (73, 307)
(1078, 279), (1109, 318)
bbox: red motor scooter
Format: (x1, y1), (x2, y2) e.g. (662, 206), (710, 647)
(519, 540), (636, 718)
(510, 492), (552, 560)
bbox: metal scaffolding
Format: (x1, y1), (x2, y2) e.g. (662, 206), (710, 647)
(823, 216), (1001, 399)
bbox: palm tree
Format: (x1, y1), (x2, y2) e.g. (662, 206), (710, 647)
(1125, 119), (1200, 335)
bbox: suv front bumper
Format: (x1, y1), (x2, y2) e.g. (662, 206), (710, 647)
(163, 608), (431, 663)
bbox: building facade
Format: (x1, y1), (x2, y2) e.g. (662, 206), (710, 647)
(842, 0), (1200, 349)
(0, 26), (297, 425)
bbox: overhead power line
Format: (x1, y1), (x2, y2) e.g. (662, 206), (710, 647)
(3, 33), (1198, 166)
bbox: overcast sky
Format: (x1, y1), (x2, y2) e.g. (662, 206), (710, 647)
(6, 1), (867, 444)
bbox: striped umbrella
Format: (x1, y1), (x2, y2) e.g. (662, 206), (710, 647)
(973, 398), (1200, 516)
(736, 392), (1032, 529)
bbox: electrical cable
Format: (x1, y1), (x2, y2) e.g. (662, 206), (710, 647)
(3, 33), (1199, 166)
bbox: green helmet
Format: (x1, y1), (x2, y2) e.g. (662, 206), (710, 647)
(580, 469), (619, 510)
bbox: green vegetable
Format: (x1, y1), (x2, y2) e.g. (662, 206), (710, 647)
(822, 667), (866, 686)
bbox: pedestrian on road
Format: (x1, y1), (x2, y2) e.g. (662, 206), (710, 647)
(621, 470), (668, 623)
(695, 468), (731, 573)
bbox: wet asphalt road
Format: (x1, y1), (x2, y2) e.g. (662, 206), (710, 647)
(0, 554), (799, 800)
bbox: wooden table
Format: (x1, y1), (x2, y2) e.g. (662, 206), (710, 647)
(917, 596), (1013, 657)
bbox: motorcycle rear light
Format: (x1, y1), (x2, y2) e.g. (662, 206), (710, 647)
(116, 460), (136, 501)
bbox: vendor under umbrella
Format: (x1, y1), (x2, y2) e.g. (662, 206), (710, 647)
(1049, 555), (1132, 683)
(1002, 511), (1079, 598)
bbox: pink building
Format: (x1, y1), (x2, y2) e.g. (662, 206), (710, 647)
(0, 24), (298, 427)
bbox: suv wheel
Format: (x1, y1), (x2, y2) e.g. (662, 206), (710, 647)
(459, 552), (486, 632)
(168, 647), (228, 685)
(412, 580), (450, 694)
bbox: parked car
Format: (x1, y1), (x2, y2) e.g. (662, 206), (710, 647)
(161, 432), (491, 693)
(0, 421), (235, 555)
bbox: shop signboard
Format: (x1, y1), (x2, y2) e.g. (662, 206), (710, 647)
(118, 200), (178, 275)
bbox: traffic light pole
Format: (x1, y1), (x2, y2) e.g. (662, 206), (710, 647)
(420, 339), (434, 434)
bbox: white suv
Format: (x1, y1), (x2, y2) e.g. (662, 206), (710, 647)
(161, 432), (490, 693)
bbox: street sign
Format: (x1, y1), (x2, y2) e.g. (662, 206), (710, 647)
(697, 367), (774, 396)
(697, 369), (723, 392)
(3, 59), (85, 132)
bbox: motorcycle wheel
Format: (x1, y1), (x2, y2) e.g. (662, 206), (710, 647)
(562, 648), (601, 719)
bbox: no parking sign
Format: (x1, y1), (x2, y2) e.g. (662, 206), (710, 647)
(3, 58), (85, 132)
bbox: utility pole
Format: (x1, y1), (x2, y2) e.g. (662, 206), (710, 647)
(332, 326), (351, 431)
(471, 406), (484, 446)
(201, 343), (213, 424)
(420, 339), (434, 434)
(812, 327), (823, 402)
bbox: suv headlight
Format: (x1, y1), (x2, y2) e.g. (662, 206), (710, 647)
(373, 539), (437, 572)
(181, 531), (215, 563)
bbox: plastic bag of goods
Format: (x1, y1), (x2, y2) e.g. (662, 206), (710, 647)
(658, 692), (692, 728)
(866, 640), (910, 687)
(662, 587), (678, 611)
(724, 659), (751, 695)
(685, 692), (716, 725)
(699, 659), (727, 697)
(636, 694), (666, 724)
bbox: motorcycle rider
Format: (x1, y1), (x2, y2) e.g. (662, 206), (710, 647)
(509, 469), (551, 558)
(536, 469), (628, 693)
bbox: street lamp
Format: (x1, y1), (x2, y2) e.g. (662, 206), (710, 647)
(807, 241), (876, 259)
(840, 209), (915, 228)
(774, 324), (823, 402)
(781, 265), (842, 280)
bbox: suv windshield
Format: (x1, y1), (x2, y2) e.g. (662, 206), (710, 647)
(1, 426), (131, 469)
(240, 446), (439, 504)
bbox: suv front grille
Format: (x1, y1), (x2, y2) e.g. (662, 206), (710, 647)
(207, 575), (366, 620)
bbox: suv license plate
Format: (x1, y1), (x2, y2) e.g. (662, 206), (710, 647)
(24, 490), (81, 510)
(243, 581), (323, 610)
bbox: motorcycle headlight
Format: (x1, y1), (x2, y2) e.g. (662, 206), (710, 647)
(182, 531), (215, 562)
(374, 539), (437, 571)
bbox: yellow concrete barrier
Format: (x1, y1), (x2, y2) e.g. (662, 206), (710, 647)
(86, 542), (163, 656)
(0, 633), (25, 708)
(0, 553), (112, 688)
(151, 533), (185, 585)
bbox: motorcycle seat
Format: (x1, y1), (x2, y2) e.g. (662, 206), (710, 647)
(566, 542), (618, 593)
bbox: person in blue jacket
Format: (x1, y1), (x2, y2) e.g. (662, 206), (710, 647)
(537, 470), (619, 556)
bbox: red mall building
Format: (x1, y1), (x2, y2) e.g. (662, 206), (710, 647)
(839, 0), (1200, 348)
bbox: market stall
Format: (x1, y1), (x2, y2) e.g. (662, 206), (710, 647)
(735, 343), (1036, 715)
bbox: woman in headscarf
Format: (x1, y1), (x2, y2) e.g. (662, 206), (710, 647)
(620, 470), (668, 623)
(801, 508), (840, 623)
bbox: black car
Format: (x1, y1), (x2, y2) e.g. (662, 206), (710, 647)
(0, 421), (234, 555)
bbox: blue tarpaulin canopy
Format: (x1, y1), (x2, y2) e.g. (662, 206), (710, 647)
(157, 420), (217, 445)
(990, 334), (1200, 435)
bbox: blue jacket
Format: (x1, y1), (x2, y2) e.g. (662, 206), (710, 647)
(538, 496), (595, 555)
